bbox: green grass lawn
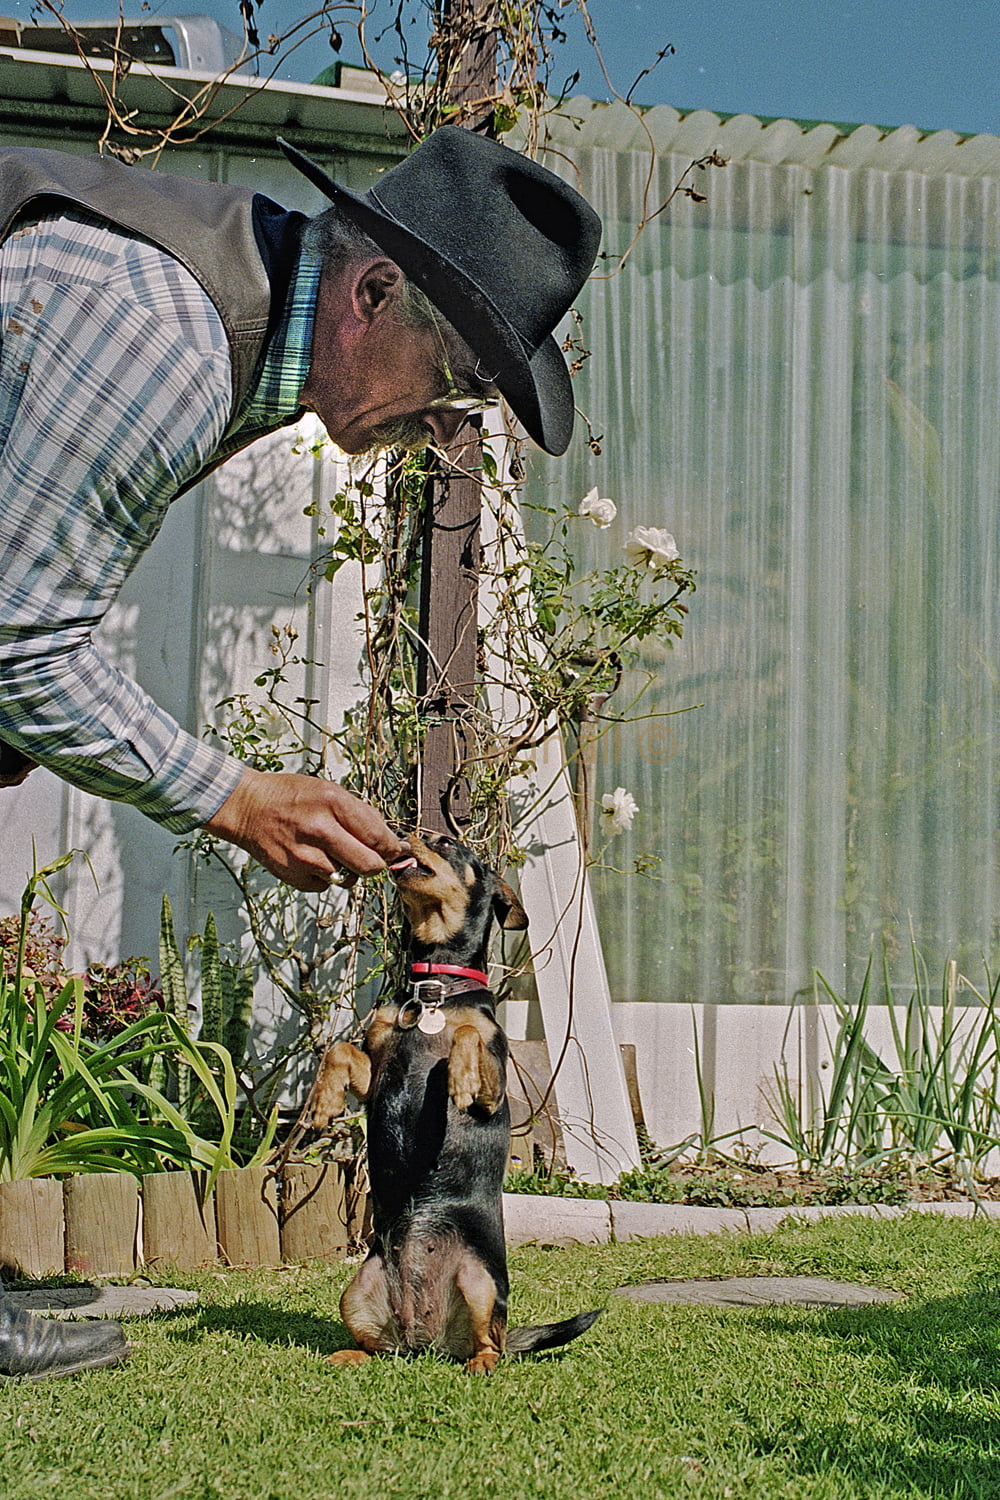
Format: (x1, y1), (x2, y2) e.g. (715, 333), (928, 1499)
(5, 1214), (1000, 1500)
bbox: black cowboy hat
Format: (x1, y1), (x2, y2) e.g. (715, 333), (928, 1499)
(278, 126), (601, 456)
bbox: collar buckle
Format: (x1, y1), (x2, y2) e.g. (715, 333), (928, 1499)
(411, 977), (447, 1006)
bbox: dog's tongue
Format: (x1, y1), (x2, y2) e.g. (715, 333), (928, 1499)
(389, 855), (419, 873)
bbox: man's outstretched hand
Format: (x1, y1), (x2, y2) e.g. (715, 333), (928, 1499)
(204, 768), (410, 891)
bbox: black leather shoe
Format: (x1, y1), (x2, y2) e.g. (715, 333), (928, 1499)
(0, 1290), (129, 1381)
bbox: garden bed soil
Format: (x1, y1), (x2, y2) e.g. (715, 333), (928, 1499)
(648, 1163), (1000, 1208)
(507, 1158), (1000, 1209)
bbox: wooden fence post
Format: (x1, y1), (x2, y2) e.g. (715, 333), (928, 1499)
(64, 1173), (138, 1276)
(214, 1167), (280, 1268)
(416, 0), (497, 834)
(142, 1171), (217, 1270)
(0, 1179), (63, 1277)
(279, 1163), (348, 1263)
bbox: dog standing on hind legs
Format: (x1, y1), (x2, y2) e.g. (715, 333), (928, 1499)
(311, 831), (602, 1374)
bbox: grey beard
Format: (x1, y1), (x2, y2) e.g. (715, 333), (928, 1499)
(356, 415), (436, 456)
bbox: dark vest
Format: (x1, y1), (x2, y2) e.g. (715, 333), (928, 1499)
(0, 147), (308, 481)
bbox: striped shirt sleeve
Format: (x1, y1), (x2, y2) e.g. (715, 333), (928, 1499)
(0, 209), (247, 831)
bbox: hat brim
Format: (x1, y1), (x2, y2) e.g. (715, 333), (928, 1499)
(279, 139), (575, 456)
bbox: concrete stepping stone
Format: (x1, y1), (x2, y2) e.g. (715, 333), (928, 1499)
(8, 1285), (199, 1318)
(613, 1275), (903, 1308)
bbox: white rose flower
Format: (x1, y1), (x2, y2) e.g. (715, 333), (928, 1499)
(257, 704), (288, 741)
(601, 786), (639, 834)
(624, 525), (680, 572)
(579, 487), (617, 528)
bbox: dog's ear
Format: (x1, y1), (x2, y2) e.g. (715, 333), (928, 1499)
(493, 879), (529, 931)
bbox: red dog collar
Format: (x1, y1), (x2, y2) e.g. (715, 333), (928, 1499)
(410, 962), (490, 987)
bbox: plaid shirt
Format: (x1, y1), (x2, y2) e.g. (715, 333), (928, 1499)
(0, 206), (319, 832)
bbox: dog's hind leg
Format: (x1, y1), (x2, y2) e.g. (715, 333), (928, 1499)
(329, 1253), (405, 1366)
(454, 1254), (506, 1375)
(448, 1025), (504, 1114)
(310, 1041), (371, 1130)
(327, 1347), (373, 1368)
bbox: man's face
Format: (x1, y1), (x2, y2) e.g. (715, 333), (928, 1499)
(300, 263), (492, 457)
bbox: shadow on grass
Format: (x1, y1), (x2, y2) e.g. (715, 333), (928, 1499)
(4, 1280), (106, 1310)
(746, 1281), (1000, 1496)
(161, 1298), (355, 1357)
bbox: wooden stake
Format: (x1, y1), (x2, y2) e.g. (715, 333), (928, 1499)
(0, 1178), (63, 1278)
(214, 1166), (280, 1268)
(64, 1173), (138, 1276)
(417, 422), (483, 831)
(142, 1171), (216, 1270)
(416, 0), (497, 833)
(279, 1163), (348, 1263)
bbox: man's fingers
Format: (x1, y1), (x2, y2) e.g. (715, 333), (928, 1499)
(322, 784), (410, 865)
(286, 866), (354, 895)
(204, 769), (410, 890)
(311, 824), (393, 879)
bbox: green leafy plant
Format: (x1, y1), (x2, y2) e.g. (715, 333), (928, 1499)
(80, 958), (163, 1042)
(502, 1147), (913, 1207)
(764, 962), (887, 1173)
(502, 1161), (609, 1200)
(0, 905), (67, 1006)
(1, 907), (163, 1040)
(0, 855), (271, 1186)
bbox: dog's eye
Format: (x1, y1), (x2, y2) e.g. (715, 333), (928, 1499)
(435, 836), (455, 851)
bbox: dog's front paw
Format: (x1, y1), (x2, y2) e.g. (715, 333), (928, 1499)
(449, 1074), (476, 1112)
(448, 1024), (481, 1110)
(310, 1041), (370, 1129)
(310, 1061), (348, 1130)
(448, 1024), (503, 1112)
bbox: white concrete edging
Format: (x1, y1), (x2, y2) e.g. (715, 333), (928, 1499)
(502, 1192), (1000, 1246)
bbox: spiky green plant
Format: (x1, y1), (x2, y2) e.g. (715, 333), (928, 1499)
(157, 896), (275, 1155)
(763, 939), (1000, 1183)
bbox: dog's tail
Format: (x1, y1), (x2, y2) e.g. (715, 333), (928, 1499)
(505, 1308), (603, 1357)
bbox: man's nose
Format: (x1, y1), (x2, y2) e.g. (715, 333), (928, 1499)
(422, 406), (475, 450)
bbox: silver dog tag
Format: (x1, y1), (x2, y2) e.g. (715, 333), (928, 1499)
(417, 1006), (446, 1035)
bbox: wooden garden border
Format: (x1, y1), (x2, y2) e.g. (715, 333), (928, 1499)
(0, 1162), (357, 1278)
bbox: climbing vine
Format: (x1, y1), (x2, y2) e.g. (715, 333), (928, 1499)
(19, 1), (717, 1147)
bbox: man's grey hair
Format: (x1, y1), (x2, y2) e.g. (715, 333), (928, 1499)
(303, 204), (492, 394)
(304, 205), (440, 337)
(302, 202), (382, 268)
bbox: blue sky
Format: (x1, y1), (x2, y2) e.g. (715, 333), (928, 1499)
(558, 0), (999, 136)
(15, 0), (1000, 137)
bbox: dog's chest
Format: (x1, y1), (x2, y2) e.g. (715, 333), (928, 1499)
(368, 1001), (494, 1076)
(376, 1015), (450, 1074)
(366, 1003), (505, 1172)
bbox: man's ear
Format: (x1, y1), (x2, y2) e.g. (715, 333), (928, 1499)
(351, 259), (405, 326)
(493, 879), (529, 932)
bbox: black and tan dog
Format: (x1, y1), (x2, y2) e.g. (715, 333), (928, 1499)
(311, 832), (601, 1374)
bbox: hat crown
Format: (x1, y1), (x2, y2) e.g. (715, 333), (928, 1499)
(367, 128), (600, 355)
